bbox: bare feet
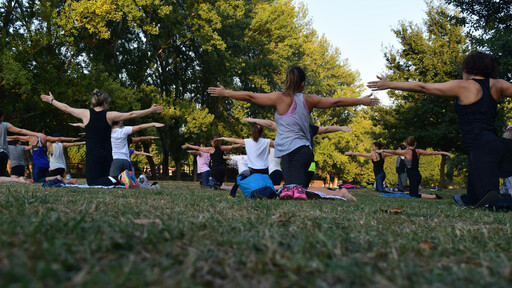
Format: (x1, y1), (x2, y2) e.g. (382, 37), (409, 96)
(338, 188), (357, 201)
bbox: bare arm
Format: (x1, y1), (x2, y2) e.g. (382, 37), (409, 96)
(187, 150), (201, 156)
(377, 149), (409, 157)
(131, 122), (165, 134)
(416, 149), (453, 157)
(242, 118), (277, 130)
(181, 143), (215, 154)
(367, 76), (475, 98)
(106, 104), (163, 123)
(218, 137), (245, 145)
(132, 151), (155, 157)
(497, 79), (512, 98)
(344, 151), (376, 159)
(208, 83), (282, 106)
(317, 126), (353, 134)
(62, 141), (86, 148)
(221, 144), (243, 151)
(131, 136), (159, 143)
(45, 136), (79, 143)
(7, 135), (31, 142)
(41, 92), (89, 122)
(7, 124), (45, 138)
(68, 123), (85, 128)
(305, 94), (379, 110)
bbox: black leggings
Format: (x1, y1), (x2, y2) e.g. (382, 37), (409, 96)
(0, 151), (8, 177)
(270, 170), (283, 186)
(407, 170), (422, 198)
(86, 155), (117, 186)
(211, 165), (225, 187)
(281, 145), (314, 187)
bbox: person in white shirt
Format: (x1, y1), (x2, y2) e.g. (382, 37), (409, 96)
(218, 125), (274, 175)
(110, 121), (164, 178)
(225, 151), (250, 197)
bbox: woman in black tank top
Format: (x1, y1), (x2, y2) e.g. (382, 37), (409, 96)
(41, 89), (163, 186)
(369, 52), (512, 206)
(182, 138), (242, 188)
(345, 142), (393, 192)
(380, 137), (452, 199)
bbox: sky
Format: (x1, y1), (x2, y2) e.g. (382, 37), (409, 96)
(294, 0), (429, 105)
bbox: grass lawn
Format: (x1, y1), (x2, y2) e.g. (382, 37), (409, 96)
(0, 181), (511, 287)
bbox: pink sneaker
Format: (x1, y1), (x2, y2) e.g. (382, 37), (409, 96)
(293, 186), (307, 200)
(279, 186), (294, 199)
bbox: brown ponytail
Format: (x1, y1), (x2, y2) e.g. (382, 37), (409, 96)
(283, 66), (306, 96)
(252, 125), (263, 142)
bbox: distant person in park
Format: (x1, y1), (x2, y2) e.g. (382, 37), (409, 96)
(395, 143), (408, 191)
(21, 125), (77, 184)
(368, 51), (512, 206)
(7, 139), (30, 179)
(500, 126), (512, 195)
(209, 66), (378, 200)
(0, 108), (44, 176)
(186, 142), (212, 188)
(345, 142), (393, 192)
(47, 134), (85, 181)
(110, 121), (164, 179)
(224, 149), (249, 197)
(182, 138), (242, 188)
(243, 117), (353, 187)
(376, 136), (453, 199)
(218, 125), (274, 196)
(41, 90), (163, 186)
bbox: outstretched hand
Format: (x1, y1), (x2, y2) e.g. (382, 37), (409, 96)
(208, 83), (227, 97)
(151, 104), (164, 113)
(242, 118), (255, 122)
(41, 91), (53, 103)
(360, 94), (380, 107)
(153, 123), (165, 128)
(444, 152), (454, 157)
(367, 76), (389, 91)
(341, 126), (353, 132)
(181, 143), (190, 149)
(344, 151), (352, 155)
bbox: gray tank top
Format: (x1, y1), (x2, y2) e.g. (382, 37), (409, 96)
(0, 122), (9, 155)
(8, 145), (25, 166)
(50, 143), (66, 170)
(274, 93), (311, 157)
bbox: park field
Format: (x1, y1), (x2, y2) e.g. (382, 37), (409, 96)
(0, 182), (511, 287)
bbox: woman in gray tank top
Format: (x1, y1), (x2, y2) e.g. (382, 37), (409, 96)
(209, 66), (379, 200)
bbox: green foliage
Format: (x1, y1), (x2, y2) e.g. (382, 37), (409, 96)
(445, 0), (512, 80)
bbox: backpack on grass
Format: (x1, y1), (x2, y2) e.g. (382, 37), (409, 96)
(237, 174), (277, 199)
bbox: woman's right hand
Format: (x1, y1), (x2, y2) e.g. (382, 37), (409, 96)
(208, 83), (227, 97)
(151, 104), (164, 113)
(181, 143), (189, 149)
(40, 91), (54, 103)
(344, 151), (352, 155)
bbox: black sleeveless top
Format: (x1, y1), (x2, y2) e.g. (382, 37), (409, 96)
(454, 78), (498, 152)
(372, 152), (384, 174)
(85, 109), (112, 158)
(210, 146), (225, 167)
(405, 149), (419, 172)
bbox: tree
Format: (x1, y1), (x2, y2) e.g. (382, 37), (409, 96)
(445, 0), (512, 80)
(375, 2), (468, 187)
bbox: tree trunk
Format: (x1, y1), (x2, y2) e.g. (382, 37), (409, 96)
(142, 141), (157, 180)
(439, 154), (447, 188)
(158, 129), (169, 177)
(175, 161), (182, 180)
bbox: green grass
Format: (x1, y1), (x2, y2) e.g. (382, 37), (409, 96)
(0, 182), (511, 287)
